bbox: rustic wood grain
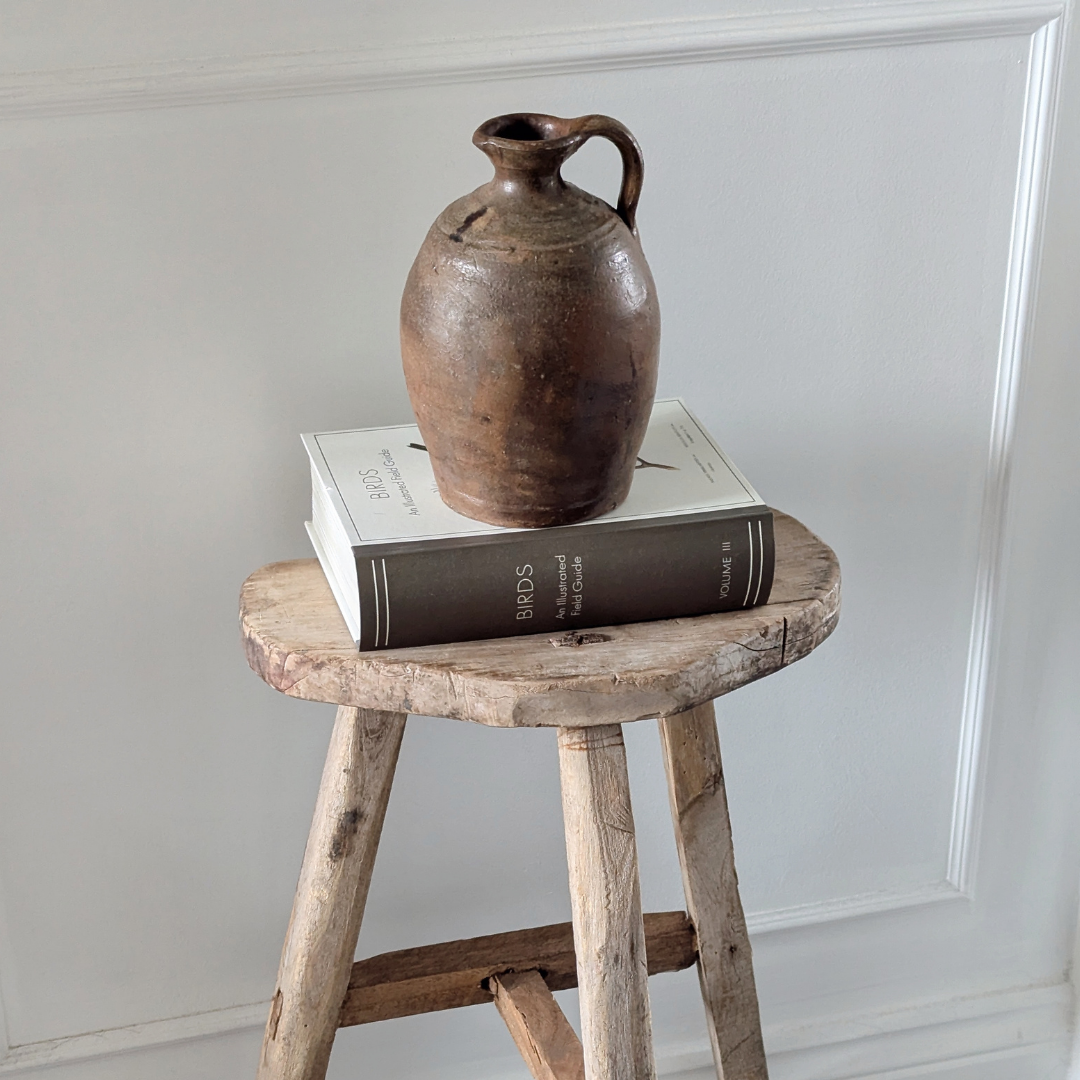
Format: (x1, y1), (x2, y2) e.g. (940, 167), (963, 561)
(492, 969), (586, 1080)
(338, 910), (696, 1026)
(558, 725), (656, 1080)
(239, 511), (840, 728)
(257, 707), (406, 1080)
(659, 702), (768, 1080)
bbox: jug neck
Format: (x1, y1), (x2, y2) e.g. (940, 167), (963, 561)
(473, 114), (581, 197)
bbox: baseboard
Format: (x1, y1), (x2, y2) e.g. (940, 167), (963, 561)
(0, 980), (1069, 1078)
(666, 1044), (1068, 1080)
(0, 882), (964, 1074)
(657, 981), (1073, 1080)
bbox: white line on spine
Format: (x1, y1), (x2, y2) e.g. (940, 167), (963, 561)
(381, 559), (390, 647)
(753, 519), (765, 605)
(371, 560), (380, 649)
(743, 521), (755, 607)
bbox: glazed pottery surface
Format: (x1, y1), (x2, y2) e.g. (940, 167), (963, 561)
(400, 113), (661, 528)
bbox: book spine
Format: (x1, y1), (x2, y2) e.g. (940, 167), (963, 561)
(353, 510), (774, 651)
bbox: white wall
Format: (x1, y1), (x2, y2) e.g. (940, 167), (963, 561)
(1, 2), (1079, 1078)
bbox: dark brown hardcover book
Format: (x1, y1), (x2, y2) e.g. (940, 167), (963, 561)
(304, 399), (773, 651)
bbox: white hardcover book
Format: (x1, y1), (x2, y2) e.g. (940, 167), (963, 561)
(303, 399), (773, 650)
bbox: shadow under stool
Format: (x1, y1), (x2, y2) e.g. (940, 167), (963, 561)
(239, 510), (840, 1080)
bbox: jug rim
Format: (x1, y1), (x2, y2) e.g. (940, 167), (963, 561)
(473, 113), (580, 152)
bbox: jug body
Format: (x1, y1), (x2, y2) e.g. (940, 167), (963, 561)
(400, 113), (661, 528)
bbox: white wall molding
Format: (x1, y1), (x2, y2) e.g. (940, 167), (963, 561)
(748, 880), (965, 934)
(0, 978), (1068, 1077)
(0, 1001), (267, 1075)
(0, 0), (1063, 121)
(945, 10), (1065, 896)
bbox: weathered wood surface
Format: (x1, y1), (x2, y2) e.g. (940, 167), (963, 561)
(492, 969), (587, 1080)
(659, 702), (768, 1080)
(240, 511), (839, 727)
(257, 707), (406, 1080)
(339, 910), (696, 1026)
(558, 725), (655, 1080)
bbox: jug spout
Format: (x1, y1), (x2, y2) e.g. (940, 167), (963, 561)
(472, 113), (582, 192)
(473, 112), (644, 232)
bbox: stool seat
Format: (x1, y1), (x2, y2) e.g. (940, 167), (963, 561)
(240, 510), (839, 727)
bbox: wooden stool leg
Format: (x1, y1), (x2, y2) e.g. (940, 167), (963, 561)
(257, 707), (407, 1080)
(557, 725), (656, 1080)
(492, 969), (586, 1080)
(658, 702), (768, 1080)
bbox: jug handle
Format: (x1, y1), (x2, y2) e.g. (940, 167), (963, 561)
(565, 115), (645, 235)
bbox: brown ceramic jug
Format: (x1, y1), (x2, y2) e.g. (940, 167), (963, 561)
(400, 112), (660, 528)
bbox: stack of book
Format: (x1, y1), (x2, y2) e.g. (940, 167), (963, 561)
(304, 399), (773, 651)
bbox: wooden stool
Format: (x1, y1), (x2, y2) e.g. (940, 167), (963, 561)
(240, 511), (839, 1080)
